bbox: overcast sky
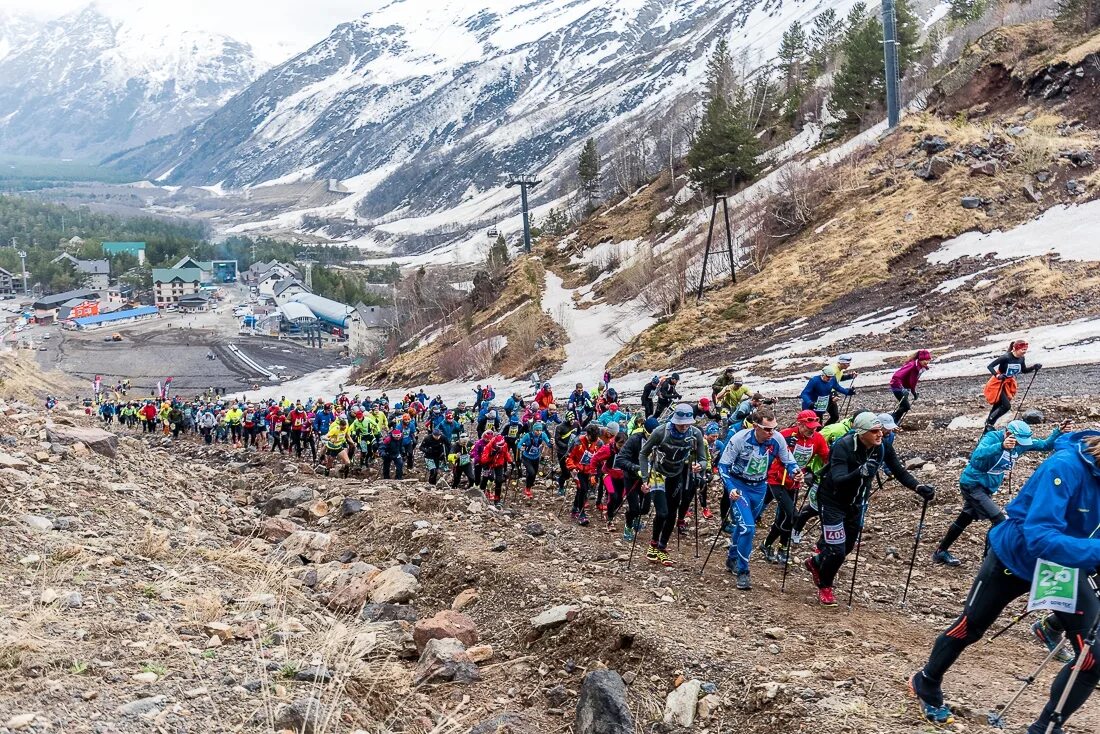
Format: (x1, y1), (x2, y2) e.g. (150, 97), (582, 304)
(5, 0), (377, 63)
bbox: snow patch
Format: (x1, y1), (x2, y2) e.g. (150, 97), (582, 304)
(927, 201), (1100, 264)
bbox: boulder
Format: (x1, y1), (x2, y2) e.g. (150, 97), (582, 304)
(0, 453), (29, 470)
(969, 160), (997, 176)
(368, 566), (420, 604)
(1021, 409), (1045, 425)
(575, 670), (635, 734)
(263, 486), (315, 515)
(413, 610), (479, 653)
(272, 697), (323, 734)
(45, 422), (118, 458)
(324, 563), (381, 612)
(531, 604), (579, 631)
(258, 517), (300, 542)
(663, 679), (703, 728)
(353, 621), (417, 658)
(414, 638), (480, 684)
(279, 531), (332, 563)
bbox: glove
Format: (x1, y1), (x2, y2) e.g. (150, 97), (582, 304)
(996, 374), (1007, 380)
(858, 459), (881, 478)
(848, 388), (857, 395)
(915, 484), (935, 501)
(1032, 363), (1042, 371)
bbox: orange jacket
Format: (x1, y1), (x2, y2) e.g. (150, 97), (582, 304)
(566, 436), (601, 475)
(479, 435), (512, 468)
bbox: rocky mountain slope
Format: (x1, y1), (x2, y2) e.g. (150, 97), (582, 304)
(107, 0), (861, 253)
(3, 351), (1099, 733)
(0, 5), (263, 160)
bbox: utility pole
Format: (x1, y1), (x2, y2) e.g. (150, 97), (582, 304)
(882, 0), (901, 129)
(17, 250), (28, 295)
(506, 175), (541, 253)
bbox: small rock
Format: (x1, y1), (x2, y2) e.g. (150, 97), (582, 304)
(184, 687), (208, 699)
(469, 713), (539, 734)
(490, 540), (507, 552)
(360, 603), (419, 623)
(1036, 170), (1052, 183)
(5, 713), (38, 730)
(20, 514), (54, 532)
(664, 678), (703, 728)
(339, 497), (364, 516)
(204, 622), (234, 642)
(546, 683), (570, 707)
(117, 695), (168, 717)
(919, 135), (949, 154)
(258, 517), (300, 543)
(904, 456), (928, 470)
(1021, 409), (1045, 425)
(272, 697), (323, 734)
(18, 554), (41, 566)
(451, 588), (479, 611)
(969, 160), (997, 177)
(279, 530), (332, 564)
(263, 486), (314, 515)
(763, 627), (787, 640)
(295, 666), (333, 683)
(524, 522), (546, 537)
(531, 605), (579, 631)
(1023, 185), (1041, 204)
(414, 638), (480, 684)
(59, 591), (83, 609)
(960, 196), (983, 209)
(132, 672), (159, 684)
(413, 610), (479, 653)
(368, 566), (420, 604)
(575, 670), (634, 734)
(467, 644), (494, 663)
(697, 693), (722, 720)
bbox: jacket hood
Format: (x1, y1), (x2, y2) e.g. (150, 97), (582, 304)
(1056, 430), (1100, 479)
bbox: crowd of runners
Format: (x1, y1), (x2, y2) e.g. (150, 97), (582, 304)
(69, 340), (1099, 734)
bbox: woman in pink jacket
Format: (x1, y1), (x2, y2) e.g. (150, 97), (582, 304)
(889, 349), (932, 425)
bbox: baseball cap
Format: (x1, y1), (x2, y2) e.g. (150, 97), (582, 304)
(670, 404), (695, 425)
(796, 409), (822, 427)
(822, 365), (838, 377)
(1006, 420), (1033, 445)
(699, 397), (711, 409)
(852, 413), (884, 435)
(876, 413), (899, 431)
(837, 354), (853, 364)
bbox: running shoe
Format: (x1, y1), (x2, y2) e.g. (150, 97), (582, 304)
(805, 556), (823, 588)
(577, 511), (590, 527)
(818, 587), (837, 607)
(622, 526), (636, 542)
(759, 544), (777, 564)
(791, 530), (803, 545)
(736, 572), (752, 590)
(657, 549), (673, 567)
(646, 546), (660, 564)
(523, 488), (533, 500)
(1032, 618), (1076, 664)
(701, 508), (714, 520)
(775, 547), (790, 564)
(933, 549), (961, 567)
(908, 672), (954, 724)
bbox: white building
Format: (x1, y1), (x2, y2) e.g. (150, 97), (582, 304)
(347, 302), (395, 356)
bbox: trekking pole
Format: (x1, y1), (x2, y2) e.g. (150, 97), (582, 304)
(627, 516), (641, 570)
(986, 607), (1032, 643)
(986, 636), (1068, 729)
(693, 473), (701, 559)
(840, 377), (858, 416)
(900, 497), (929, 607)
(781, 479), (804, 593)
(1040, 576), (1100, 734)
(1010, 367), (1040, 422)
(846, 500), (871, 612)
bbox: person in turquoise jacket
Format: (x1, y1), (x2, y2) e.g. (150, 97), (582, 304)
(933, 418), (1070, 566)
(911, 431), (1100, 732)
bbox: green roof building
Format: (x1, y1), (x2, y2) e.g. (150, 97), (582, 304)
(103, 242), (147, 265)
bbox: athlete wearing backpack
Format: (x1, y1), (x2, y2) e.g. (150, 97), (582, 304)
(639, 404), (706, 566)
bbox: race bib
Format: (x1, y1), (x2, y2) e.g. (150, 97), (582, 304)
(813, 395), (830, 411)
(987, 450), (1017, 477)
(425, 459), (437, 471)
(807, 484), (819, 510)
(1006, 363), (1022, 377)
(745, 453), (769, 479)
(1027, 559), (1078, 614)
(823, 522), (846, 546)
(792, 444), (813, 468)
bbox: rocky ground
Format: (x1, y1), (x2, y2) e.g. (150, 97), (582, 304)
(1, 389), (1099, 734)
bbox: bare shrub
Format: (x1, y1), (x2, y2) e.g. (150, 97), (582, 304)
(743, 165), (829, 272)
(1013, 133), (1058, 174)
(437, 340), (473, 380)
(182, 591), (224, 624)
(616, 244), (694, 316)
(135, 525), (170, 559)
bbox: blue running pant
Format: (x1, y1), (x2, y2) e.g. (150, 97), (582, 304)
(724, 476), (767, 573)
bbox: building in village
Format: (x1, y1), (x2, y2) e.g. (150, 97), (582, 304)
(102, 242), (147, 265)
(151, 267), (202, 308)
(51, 253), (111, 290)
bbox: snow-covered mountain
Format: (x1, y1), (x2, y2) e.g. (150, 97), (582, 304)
(112, 0), (861, 254)
(0, 4), (265, 160)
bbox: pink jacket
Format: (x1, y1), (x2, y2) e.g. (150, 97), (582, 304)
(889, 360), (925, 391)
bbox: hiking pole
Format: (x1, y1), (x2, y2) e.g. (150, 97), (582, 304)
(986, 636), (1068, 729)
(840, 377), (858, 417)
(693, 473), (701, 559)
(846, 499), (871, 612)
(986, 607), (1032, 643)
(1010, 367), (1040, 422)
(1041, 576), (1100, 734)
(901, 497), (930, 607)
(781, 479), (804, 593)
(700, 505), (730, 577)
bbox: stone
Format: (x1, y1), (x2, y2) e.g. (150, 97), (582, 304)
(763, 627), (787, 640)
(339, 497), (364, 516)
(184, 687), (208, 699)
(1021, 409), (1045, 425)
(133, 672), (159, 684)
(259, 517), (300, 543)
(5, 713), (37, 730)
(18, 554), (41, 566)
(467, 644), (494, 663)
(360, 603), (419, 623)
(117, 695), (168, 717)
(575, 670), (634, 734)
(307, 499), (330, 519)
(413, 610), (479, 653)
(0, 452), (30, 469)
(272, 697), (323, 734)
(922, 156), (951, 180)
(204, 622), (235, 642)
(367, 566), (420, 604)
(1036, 170), (1052, 183)
(663, 678), (702, 728)
(970, 160), (997, 176)
(59, 591), (83, 608)
(295, 666), (333, 683)
(452, 588), (478, 611)
(263, 486), (315, 516)
(960, 196), (983, 209)
(546, 684), (570, 707)
(279, 531), (332, 563)
(919, 135), (949, 154)
(1066, 179), (1086, 196)
(414, 638), (480, 684)
(524, 522), (546, 537)
(19, 514), (54, 532)
(469, 713), (539, 734)
(904, 457), (928, 470)
(490, 541), (507, 552)
(1023, 185), (1041, 204)
(531, 604), (579, 631)
(697, 693), (722, 720)
(325, 563), (382, 612)
(46, 422), (118, 458)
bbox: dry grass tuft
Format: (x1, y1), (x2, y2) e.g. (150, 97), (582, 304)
(135, 525), (171, 559)
(181, 591), (225, 624)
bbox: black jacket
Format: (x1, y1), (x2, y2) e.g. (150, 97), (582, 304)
(614, 431), (647, 478)
(818, 433), (918, 506)
(554, 422), (577, 455)
(641, 382), (658, 403)
(420, 435), (448, 462)
(657, 381), (681, 405)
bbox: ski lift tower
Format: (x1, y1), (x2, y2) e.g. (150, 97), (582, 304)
(506, 175), (541, 253)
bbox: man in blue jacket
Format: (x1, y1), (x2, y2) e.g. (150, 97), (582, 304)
(934, 418), (1070, 567)
(910, 431), (1100, 731)
(799, 366), (854, 422)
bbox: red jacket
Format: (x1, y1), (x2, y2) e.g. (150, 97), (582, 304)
(566, 436), (601, 475)
(535, 387), (554, 409)
(289, 409), (308, 431)
(588, 441), (623, 479)
(140, 404), (157, 421)
(480, 435), (511, 468)
(767, 427), (829, 489)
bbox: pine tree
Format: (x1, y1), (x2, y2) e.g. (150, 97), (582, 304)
(894, 0), (921, 73)
(808, 9), (845, 77)
(578, 138), (600, 205)
(829, 11), (886, 127)
(777, 22), (808, 124)
(705, 37), (736, 101)
(947, 0), (983, 22)
(1055, 0), (1100, 31)
(487, 234), (510, 274)
(686, 95), (763, 195)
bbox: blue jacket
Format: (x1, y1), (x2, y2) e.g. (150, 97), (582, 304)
(960, 427), (1062, 493)
(718, 428), (799, 487)
(990, 431), (1100, 578)
(504, 396), (523, 416)
(598, 410), (628, 427)
(400, 421), (416, 447)
(517, 431), (550, 460)
(437, 419), (463, 443)
(800, 375), (853, 412)
(313, 411), (334, 435)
